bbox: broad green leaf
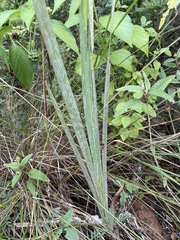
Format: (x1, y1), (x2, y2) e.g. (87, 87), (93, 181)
(20, 1), (35, 30)
(117, 85), (142, 93)
(0, 10), (17, 28)
(115, 101), (130, 116)
(132, 101), (144, 113)
(133, 92), (143, 99)
(0, 46), (10, 70)
(69, 0), (81, 16)
(149, 89), (175, 103)
(26, 179), (36, 196)
(120, 131), (129, 141)
(131, 112), (145, 123)
(61, 209), (73, 227)
(142, 104), (156, 117)
(4, 162), (19, 171)
(120, 191), (128, 205)
(110, 49), (133, 72)
(0, 25), (13, 44)
(51, 19), (79, 54)
(52, 0), (66, 14)
(28, 169), (50, 182)
(151, 75), (175, 91)
(153, 60), (161, 72)
(9, 43), (34, 89)
(126, 183), (133, 193)
(129, 128), (139, 138)
(115, 99), (143, 116)
(56, 229), (63, 238)
(21, 154), (33, 166)
(164, 49), (172, 57)
(111, 115), (123, 127)
(121, 116), (131, 128)
(12, 172), (22, 187)
(65, 227), (79, 240)
(65, 14), (80, 28)
(132, 25), (149, 56)
(133, 121), (142, 129)
(99, 11), (133, 46)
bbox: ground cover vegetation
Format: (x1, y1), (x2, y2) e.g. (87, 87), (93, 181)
(0, 0), (180, 239)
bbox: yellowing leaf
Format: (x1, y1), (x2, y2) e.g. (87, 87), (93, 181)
(159, 0), (180, 29)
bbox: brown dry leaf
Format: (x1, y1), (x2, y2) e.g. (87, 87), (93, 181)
(131, 199), (166, 240)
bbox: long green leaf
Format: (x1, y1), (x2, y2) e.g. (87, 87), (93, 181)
(51, 19), (79, 54)
(9, 43), (34, 89)
(32, 0), (92, 170)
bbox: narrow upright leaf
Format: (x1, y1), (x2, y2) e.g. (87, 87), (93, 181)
(12, 172), (22, 187)
(9, 43), (34, 89)
(26, 179), (36, 196)
(21, 154), (33, 166)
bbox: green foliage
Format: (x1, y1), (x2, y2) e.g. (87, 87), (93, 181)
(110, 49), (133, 72)
(56, 209), (79, 240)
(110, 74), (175, 140)
(52, 0), (66, 14)
(1, 0), (179, 239)
(99, 11), (133, 47)
(51, 19), (79, 54)
(0, 0), (79, 89)
(9, 43), (34, 89)
(159, 0), (180, 29)
(3, 154), (50, 195)
(28, 169), (50, 183)
(19, 0), (35, 30)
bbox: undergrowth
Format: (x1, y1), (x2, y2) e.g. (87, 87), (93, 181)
(0, 0), (180, 239)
